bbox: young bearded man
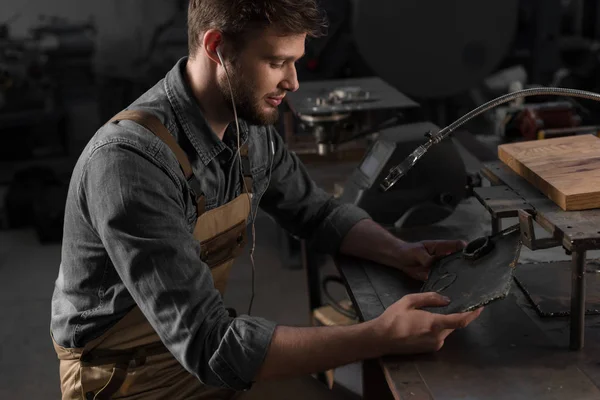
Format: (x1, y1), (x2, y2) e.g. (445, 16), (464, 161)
(50, 1), (483, 398)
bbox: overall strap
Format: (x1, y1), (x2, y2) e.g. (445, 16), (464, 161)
(239, 142), (253, 195)
(109, 110), (205, 213)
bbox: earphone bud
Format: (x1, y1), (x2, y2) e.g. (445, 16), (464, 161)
(215, 45), (224, 65)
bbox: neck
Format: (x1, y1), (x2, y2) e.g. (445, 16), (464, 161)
(185, 57), (233, 140)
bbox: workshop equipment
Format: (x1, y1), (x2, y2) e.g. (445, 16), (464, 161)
(339, 121), (467, 228)
(285, 77), (469, 228)
(380, 87), (600, 192)
(285, 77), (422, 156)
(498, 134), (600, 211)
(503, 101), (585, 140)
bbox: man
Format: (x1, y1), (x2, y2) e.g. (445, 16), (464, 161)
(50, 0), (483, 399)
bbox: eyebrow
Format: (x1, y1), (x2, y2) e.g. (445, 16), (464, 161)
(269, 52), (306, 62)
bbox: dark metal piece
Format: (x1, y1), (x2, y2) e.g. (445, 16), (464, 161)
(473, 185), (529, 220)
(483, 161), (600, 252)
(478, 161), (600, 350)
(420, 225), (521, 314)
(513, 261), (600, 317)
(518, 209), (561, 250)
(335, 256), (386, 322)
(571, 251), (587, 350)
(492, 217), (502, 235)
(462, 236), (494, 260)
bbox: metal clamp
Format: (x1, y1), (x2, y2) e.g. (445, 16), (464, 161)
(518, 209), (560, 250)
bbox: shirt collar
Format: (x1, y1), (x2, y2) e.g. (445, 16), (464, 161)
(165, 57), (249, 165)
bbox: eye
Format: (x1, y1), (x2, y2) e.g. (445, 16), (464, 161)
(270, 62), (285, 69)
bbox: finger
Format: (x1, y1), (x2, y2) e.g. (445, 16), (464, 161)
(422, 240), (466, 257)
(440, 328), (455, 341)
(405, 267), (429, 281)
(434, 308), (484, 330)
(414, 270), (429, 281)
(402, 292), (451, 309)
(411, 244), (434, 268)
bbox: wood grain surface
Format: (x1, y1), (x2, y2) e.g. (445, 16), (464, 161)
(498, 134), (600, 210)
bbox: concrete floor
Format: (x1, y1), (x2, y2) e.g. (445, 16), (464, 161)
(3, 137), (599, 398)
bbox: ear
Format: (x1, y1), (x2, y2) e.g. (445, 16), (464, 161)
(203, 29), (223, 65)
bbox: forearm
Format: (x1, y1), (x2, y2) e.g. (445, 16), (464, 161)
(255, 321), (385, 381)
(339, 219), (405, 268)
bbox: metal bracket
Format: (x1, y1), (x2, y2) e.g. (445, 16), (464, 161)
(518, 209), (561, 250)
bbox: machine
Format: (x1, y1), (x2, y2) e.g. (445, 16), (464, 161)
(285, 76), (422, 156)
(339, 121), (466, 228)
(285, 77), (469, 228)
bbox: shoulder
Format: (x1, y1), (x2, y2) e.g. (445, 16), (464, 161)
(79, 109), (185, 192)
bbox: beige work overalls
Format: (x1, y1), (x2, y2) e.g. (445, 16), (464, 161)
(52, 110), (254, 400)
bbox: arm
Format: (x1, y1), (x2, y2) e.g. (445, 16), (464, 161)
(255, 292), (482, 381)
(259, 129), (461, 280)
(340, 219), (466, 281)
(82, 138), (275, 390)
(259, 127), (371, 255)
(340, 218), (407, 268)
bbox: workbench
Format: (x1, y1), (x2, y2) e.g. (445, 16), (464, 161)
(336, 161), (600, 400)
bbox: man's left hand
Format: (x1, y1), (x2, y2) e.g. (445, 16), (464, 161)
(394, 240), (466, 281)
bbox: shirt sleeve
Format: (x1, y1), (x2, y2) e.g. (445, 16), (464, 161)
(80, 139), (275, 390)
(259, 127), (371, 255)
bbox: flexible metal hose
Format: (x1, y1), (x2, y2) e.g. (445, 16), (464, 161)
(434, 87), (600, 143)
(381, 87), (600, 191)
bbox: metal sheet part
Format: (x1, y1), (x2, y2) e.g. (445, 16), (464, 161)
(421, 225), (521, 314)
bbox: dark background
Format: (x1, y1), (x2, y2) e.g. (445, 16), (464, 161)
(3, 0), (600, 397)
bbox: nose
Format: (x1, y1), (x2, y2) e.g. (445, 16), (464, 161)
(281, 64), (299, 92)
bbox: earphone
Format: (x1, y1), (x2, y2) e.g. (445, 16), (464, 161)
(215, 42), (274, 316)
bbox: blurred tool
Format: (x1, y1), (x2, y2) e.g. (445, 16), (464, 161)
(285, 77), (422, 156)
(380, 87), (600, 192)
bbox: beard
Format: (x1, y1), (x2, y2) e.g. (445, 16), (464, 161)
(217, 62), (280, 126)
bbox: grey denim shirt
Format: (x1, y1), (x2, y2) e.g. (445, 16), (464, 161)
(50, 57), (370, 390)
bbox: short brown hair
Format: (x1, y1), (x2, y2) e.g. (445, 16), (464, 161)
(187, 0), (328, 57)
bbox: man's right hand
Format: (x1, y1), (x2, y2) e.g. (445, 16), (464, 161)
(255, 292), (483, 382)
(376, 292), (484, 355)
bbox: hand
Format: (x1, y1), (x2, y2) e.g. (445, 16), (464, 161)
(395, 240), (466, 281)
(376, 292), (483, 355)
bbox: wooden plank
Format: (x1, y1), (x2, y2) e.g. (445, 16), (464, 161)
(382, 359), (433, 400)
(498, 134), (600, 210)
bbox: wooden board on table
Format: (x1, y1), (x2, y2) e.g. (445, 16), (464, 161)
(498, 134), (600, 211)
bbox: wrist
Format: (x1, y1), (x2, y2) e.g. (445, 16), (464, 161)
(361, 318), (391, 358)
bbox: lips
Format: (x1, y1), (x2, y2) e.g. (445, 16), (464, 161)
(266, 96), (284, 107)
